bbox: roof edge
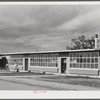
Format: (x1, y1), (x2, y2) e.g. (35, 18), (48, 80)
(0, 48), (99, 55)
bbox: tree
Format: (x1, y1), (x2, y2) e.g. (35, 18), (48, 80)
(66, 35), (95, 50)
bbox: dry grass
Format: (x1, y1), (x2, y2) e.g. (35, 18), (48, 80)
(0, 72), (45, 76)
(1, 70), (100, 88)
(38, 75), (100, 88)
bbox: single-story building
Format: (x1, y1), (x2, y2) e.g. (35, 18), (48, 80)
(0, 34), (100, 76)
(0, 48), (99, 76)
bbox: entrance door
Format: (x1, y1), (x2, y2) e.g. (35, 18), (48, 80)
(61, 58), (67, 73)
(25, 58), (28, 71)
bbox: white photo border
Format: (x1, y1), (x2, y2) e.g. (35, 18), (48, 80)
(0, 1), (100, 99)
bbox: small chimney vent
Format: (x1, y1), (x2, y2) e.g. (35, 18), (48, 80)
(95, 34), (98, 49)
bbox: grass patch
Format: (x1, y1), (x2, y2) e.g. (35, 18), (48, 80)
(37, 75), (100, 88)
(0, 72), (45, 76)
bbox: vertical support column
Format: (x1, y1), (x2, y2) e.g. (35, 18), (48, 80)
(28, 58), (30, 71)
(23, 58), (25, 71)
(98, 53), (100, 75)
(8, 56), (11, 71)
(58, 57), (61, 74)
(7, 56), (11, 66)
(66, 57), (70, 75)
(95, 38), (98, 49)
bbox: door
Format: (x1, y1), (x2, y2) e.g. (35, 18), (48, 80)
(25, 58), (28, 71)
(61, 58), (67, 73)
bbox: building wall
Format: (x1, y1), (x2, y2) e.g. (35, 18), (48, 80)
(68, 51), (99, 75)
(8, 50), (100, 76)
(58, 51), (99, 75)
(9, 53), (59, 73)
(69, 69), (98, 75)
(59, 52), (69, 57)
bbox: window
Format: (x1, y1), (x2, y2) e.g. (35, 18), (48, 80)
(10, 58), (23, 65)
(30, 53), (58, 67)
(70, 51), (99, 69)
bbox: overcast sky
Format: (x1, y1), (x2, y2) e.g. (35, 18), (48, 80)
(0, 5), (100, 53)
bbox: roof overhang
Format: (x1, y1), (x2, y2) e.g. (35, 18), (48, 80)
(0, 49), (99, 55)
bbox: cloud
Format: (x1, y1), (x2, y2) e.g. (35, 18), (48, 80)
(0, 5), (99, 52)
(57, 7), (100, 37)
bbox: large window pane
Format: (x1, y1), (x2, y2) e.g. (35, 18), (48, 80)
(83, 64), (86, 68)
(70, 63), (73, 68)
(95, 58), (98, 63)
(95, 52), (98, 57)
(80, 64), (82, 68)
(95, 64), (98, 69)
(77, 58), (80, 63)
(87, 53), (90, 57)
(80, 58), (83, 63)
(91, 52), (94, 57)
(87, 58), (90, 63)
(83, 58), (86, 63)
(91, 64), (94, 68)
(87, 64), (90, 68)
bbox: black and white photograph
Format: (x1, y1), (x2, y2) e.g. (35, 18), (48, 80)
(1, 1), (100, 99)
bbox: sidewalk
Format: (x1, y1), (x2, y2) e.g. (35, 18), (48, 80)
(0, 76), (100, 90)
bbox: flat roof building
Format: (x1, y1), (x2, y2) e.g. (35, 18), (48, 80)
(0, 34), (99, 76)
(0, 48), (99, 76)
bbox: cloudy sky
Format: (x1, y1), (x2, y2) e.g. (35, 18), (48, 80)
(0, 5), (100, 53)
